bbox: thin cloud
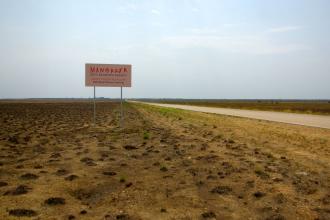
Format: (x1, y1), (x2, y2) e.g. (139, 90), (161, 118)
(151, 21), (163, 27)
(160, 34), (310, 55)
(151, 9), (160, 15)
(223, 23), (235, 28)
(268, 26), (302, 33)
(186, 28), (219, 35)
(117, 3), (137, 13)
(223, 23), (243, 28)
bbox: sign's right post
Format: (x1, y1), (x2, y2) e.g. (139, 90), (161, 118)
(120, 86), (123, 127)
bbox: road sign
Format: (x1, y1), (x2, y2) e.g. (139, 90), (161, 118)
(85, 63), (132, 126)
(85, 63), (132, 87)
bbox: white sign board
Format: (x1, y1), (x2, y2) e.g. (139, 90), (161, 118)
(85, 63), (132, 87)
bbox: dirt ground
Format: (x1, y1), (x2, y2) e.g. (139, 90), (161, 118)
(0, 101), (329, 220)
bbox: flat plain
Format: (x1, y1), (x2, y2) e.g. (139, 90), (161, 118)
(0, 101), (330, 220)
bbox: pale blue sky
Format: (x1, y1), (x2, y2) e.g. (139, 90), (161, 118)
(0, 0), (329, 99)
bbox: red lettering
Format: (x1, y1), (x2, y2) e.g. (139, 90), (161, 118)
(90, 67), (96, 73)
(90, 65), (129, 74)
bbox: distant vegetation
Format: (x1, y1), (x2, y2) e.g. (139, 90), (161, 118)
(138, 99), (330, 115)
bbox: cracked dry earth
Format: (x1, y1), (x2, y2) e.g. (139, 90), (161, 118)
(0, 101), (329, 220)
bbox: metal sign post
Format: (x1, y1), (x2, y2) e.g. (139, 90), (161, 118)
(120, 86), (123, 127)
(93, 86), (96, 124)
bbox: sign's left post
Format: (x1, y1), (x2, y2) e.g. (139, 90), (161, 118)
(93, 86), (96, 124)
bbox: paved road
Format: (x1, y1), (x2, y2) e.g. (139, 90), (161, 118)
(134, 102), (330, 129)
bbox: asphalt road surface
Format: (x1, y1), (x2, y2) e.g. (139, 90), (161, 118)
(135, 102), (330, 129)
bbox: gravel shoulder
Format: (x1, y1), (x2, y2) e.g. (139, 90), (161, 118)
(135, 102), (330, 129)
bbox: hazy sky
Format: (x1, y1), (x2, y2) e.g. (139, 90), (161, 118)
(1, 0), (329, 99)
